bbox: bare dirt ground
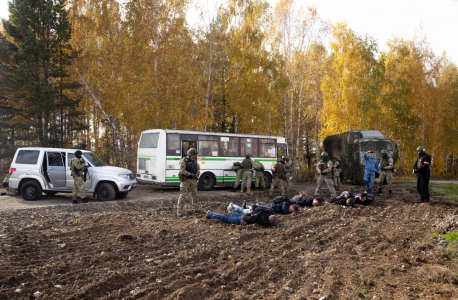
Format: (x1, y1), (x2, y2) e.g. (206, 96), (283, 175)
(1, 182), (458, 300)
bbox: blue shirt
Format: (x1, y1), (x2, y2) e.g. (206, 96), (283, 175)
(354, 193), (376, 205)
(364, 154), (380, 173)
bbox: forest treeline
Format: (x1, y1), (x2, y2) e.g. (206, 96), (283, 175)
(1, 0), (458, 176)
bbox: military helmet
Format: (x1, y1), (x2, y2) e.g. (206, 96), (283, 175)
(416, 146), (425, 153)
(285, 156), (290, 161)
(187, 148), (198, 158)
(245, 153), (251, 158)
(277, 157), (283, 162)
(321, 152), (328, 159)
(74, 150), (83, 157)
(381, 150), (388, 156)
(333, 155), (339, 160)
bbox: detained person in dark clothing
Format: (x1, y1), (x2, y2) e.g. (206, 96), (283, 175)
(228, 196), (299, 215)
(328, 191), (356, 206)
(291, 191), (323, 207)
(206, 209), (277, 226)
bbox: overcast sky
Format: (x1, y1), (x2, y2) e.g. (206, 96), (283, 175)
(1, 0), (456, 62)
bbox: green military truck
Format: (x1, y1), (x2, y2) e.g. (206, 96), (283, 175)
(323, 130), (399, 185)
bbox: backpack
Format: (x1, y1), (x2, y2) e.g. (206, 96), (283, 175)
(253, 161), (264, 171)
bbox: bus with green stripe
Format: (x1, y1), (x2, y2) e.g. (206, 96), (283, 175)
(137, 129), (288, 190)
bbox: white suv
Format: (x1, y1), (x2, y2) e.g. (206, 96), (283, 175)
(8, 148), (137, 201)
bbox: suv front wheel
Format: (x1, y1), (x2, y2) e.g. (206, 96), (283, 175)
(97, 183), (116, 201)
(21, 180), (42, 201)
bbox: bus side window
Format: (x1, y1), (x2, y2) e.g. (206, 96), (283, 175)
(259, 139), (276, 158)
(199, 136), (218, 157)
(167, 134), (181, 156)
(220, 137), (239, 157)
(241, 138), (258, 157)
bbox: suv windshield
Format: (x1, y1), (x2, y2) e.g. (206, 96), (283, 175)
(83, 152), (107, 167)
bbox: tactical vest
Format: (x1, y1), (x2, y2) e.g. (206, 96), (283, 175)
(380, 157), (389, 169)
(416, 157), (431, 171)
(179, 158), (197, 181)
(319, 160), (332, 179)
(232, 162), (241, 172)
(273, 162), (285, 179)
(242, 158), (252, 170)
(285, 161), (293, 173)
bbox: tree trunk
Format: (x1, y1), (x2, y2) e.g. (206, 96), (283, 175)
(295, 80), (303, 174)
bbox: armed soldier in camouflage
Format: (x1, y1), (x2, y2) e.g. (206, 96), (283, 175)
(333, 155), (342, 190)
(231, 162), (244, 192)
(284, 156), (294, 192)
(240, 153), (254, 193)
(315, 152), (337, 197)
(71, 150), (89, 204)
(253, 160), (265, 191)
(177, 148), (204, 217)
(270, 158), (285, 196)
(376, 150), (394, 196)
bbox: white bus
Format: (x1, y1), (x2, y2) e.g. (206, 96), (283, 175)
(136, 129), (288, 190)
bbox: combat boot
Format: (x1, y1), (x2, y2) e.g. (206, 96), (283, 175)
(242, 200), (247, 209)
(254, 187), (258, 191)
(72, 200), (79, 205)
(81, 198), (89, 204)
(194, 209), (205, 214)
(376, 188), (382, 194)
(389, 190), (392, 196)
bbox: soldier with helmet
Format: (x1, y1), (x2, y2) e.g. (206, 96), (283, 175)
(252, 159), (265, 191)
(333, 155), (342, 190)
(315, 152), (337, 197)
(177, 148), (204, 217)
(413, 146), (431, 203)
(270, 158), (285, 196)
(71, 150), (89, 204)
(376, 150), (394, 196)
(240, 153), (254, 193)
(284, 156), (294, 192)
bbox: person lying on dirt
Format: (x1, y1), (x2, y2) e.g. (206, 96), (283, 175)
(290, 191), (323, 207)
(206, 208), (277, 226)
(227, 200), (299, 215)
(327, 191), (355, 206)
(353, 192), (376, 205)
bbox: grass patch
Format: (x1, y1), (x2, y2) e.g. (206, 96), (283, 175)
(397, 183), (416, 188)
(432, 183), (458, 202)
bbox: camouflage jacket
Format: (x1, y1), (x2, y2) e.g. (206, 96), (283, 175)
(285, 160), (294, 173)
(70, 157), (85, 177)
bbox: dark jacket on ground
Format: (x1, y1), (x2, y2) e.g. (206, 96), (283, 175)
(328, 196), (350, 206)
(241, 210), (273, 226)
(292, 195), (323, 207)
(268, 201), (292, 214)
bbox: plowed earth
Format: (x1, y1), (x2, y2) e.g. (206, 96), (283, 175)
(1, 184), (458, 300)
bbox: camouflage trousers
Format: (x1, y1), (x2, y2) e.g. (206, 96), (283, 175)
(315, 175), (337, 197)
(255, 171), (265, 188)
(285, 172), (292, 189)
(177, 180), (199, 212)
(241, 170), (253, 192)
(233, 170), (243, 189)
(270, 177), (284, 196)
(334, 174), (341, 188)
(72, 175), (86, 200)
(377, 171), (393, 190)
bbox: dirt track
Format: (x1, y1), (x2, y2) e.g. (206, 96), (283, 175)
(1, 182), (458, 299)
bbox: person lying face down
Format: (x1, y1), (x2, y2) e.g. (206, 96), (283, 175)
(206, 208), (277, 226)
(228, 200), (299, 216)
(353, 192), (376, 205)
(291, 191), (323, 207)
(327, 191), (356, 206)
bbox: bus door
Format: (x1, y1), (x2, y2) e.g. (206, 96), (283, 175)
(277, 143), (287, 159)
(181, 134), (198, 157)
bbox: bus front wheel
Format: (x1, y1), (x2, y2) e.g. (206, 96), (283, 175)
(198, 172), (215, 191)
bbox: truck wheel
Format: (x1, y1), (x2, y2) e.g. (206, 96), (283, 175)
(21, 180), (42, 201)
(116, 192), (129, 199)
(198, 172), (215, 191)
(97, 183), (116, 201)
(44, 191), (57, 196)
(263, 172), (272, 188)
